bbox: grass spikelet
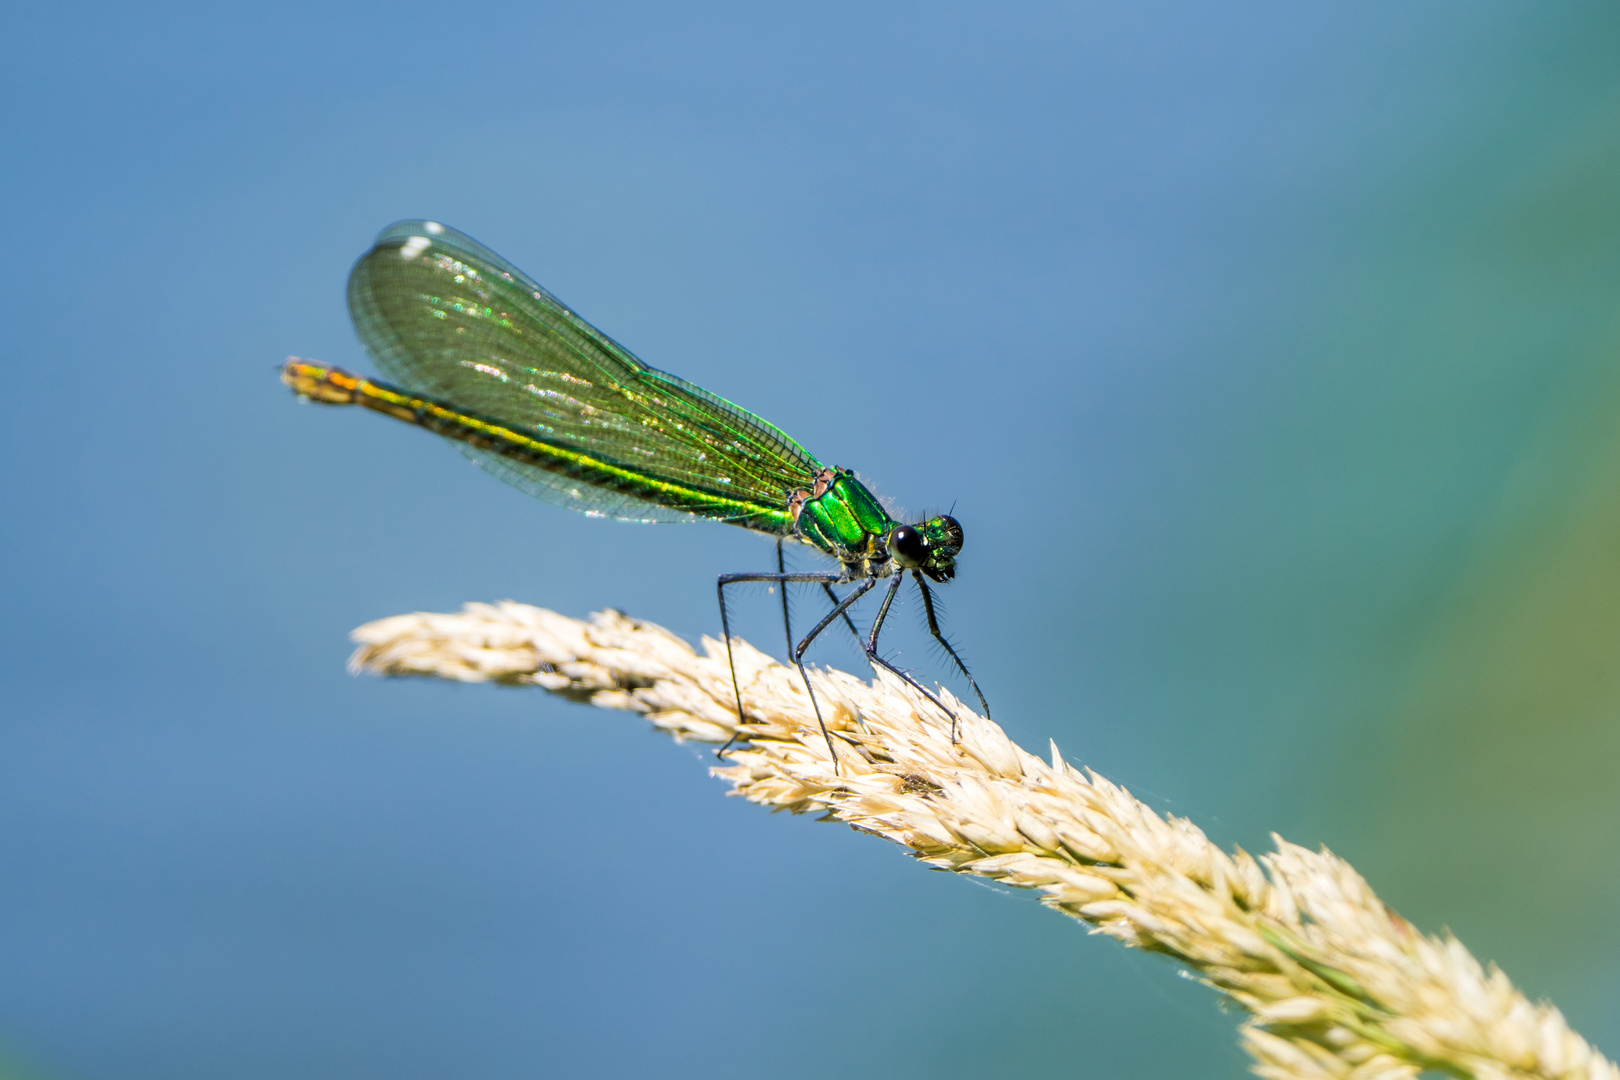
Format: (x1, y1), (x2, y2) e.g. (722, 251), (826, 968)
(348, 601), (1617, 1080)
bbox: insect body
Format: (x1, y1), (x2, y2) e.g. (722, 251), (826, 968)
(282, 220), (988, 765)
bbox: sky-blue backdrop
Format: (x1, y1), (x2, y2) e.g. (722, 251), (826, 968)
(7, 3), (1620, 1077)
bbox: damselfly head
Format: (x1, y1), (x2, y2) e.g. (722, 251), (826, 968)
(925, 515), (964, 556)
(889, 515), (963, 583)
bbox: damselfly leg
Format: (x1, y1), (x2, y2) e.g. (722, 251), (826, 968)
(912, 571), (991, 728)
(717, 571), (874, 768)
(716, 567), (981, 768)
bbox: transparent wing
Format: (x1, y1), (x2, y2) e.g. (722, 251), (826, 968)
(346, 220), (822, 525)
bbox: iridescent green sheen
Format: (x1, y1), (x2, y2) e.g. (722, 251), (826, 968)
(795, 472), (894, 552)
(345, 220), (823, 534)
(328, 220), (967, 579)
(287, 219), (989, 756)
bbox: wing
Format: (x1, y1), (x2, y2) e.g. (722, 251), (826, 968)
(345, 220), (822, 529)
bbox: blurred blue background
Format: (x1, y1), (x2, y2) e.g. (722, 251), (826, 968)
(5, 2), (1620, 1076)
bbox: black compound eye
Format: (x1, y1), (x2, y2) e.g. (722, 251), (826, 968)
(889, 525), (929, 567)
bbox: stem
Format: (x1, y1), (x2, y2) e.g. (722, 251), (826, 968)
(347, 601), (1618, 1080)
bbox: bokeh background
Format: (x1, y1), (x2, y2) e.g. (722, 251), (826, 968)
(5, 2), (1620, 1076)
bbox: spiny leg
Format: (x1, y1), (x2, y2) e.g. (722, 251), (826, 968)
(777, 541), (859, 659)
(861, 573), (963, 740)
(715, 569), (849, 760)
(819, 582), (864, 645)
(776, 538), (794, 657)
(913, 571), (991, 728)
(789, 576), (880, 770)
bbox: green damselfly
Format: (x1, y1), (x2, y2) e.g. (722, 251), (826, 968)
(282, 220), (989, 766)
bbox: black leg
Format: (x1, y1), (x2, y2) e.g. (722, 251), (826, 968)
(914, 571), (991, 728)
(864, 570), (906, 655)
(775, 541), (858, 664)
(860, 573), (963, 740)
(788, 576), (880, 770)
(716, 569), (849, 762)
(819, 582), (864, 644)
(776, 539), (794, 658)
(794, 576), (879, 662)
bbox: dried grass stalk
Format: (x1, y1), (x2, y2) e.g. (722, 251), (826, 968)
(349, 600), (1616, 1080)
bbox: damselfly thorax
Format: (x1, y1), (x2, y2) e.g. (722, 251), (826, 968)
(787, 466), (963, 583)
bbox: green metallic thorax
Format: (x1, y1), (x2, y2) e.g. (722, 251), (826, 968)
(791, 467), (901, 574)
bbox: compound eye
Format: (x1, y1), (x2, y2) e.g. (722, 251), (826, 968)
(889, 525), (929, 567)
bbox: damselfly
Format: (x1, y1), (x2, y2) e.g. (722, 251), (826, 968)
(282, 220), (989, 766)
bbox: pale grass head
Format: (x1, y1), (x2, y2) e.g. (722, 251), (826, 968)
(350, 601), (1617, 1080)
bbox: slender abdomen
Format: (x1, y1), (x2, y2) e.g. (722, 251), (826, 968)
(280, 359), (792, 533)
